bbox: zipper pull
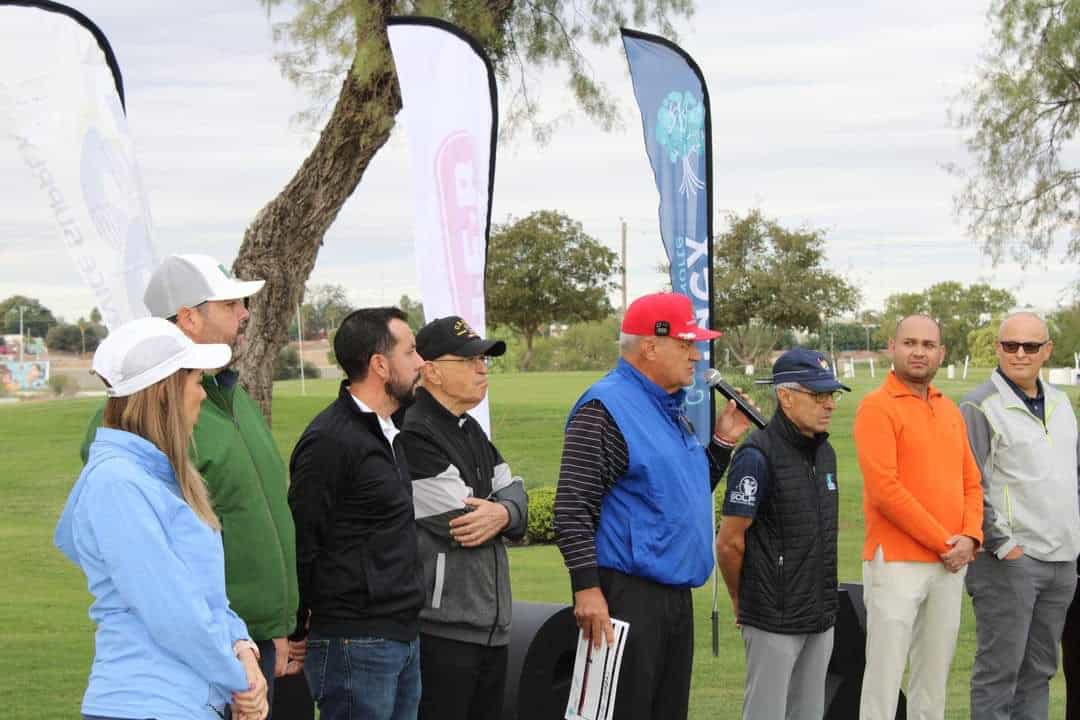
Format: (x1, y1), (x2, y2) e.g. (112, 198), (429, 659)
(778, 555), (784, 567)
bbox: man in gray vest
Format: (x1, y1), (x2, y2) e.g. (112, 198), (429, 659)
(716, 347), (848, 720)
(961, 312), (1080, 720)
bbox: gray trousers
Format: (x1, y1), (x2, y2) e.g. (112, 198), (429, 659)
(742, 624), (835, 720)
(966, 551), (1077, 720)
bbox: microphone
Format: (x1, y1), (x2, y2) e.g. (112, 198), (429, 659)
(702, 369), (767, 430)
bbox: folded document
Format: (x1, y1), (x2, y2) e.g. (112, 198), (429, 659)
(564, 618), (630, 720)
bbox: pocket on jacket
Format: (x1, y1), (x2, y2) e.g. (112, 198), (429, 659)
(432, 552), (446, 609)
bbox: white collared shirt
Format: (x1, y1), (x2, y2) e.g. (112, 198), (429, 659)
(350, 394), (399, 446)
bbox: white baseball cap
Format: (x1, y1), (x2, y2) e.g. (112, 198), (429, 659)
(93, 317), (231, 397)
(143, 254), (265, 319)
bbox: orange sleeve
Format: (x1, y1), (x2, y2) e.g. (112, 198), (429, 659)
(959, 426), (985, 545)
(854, 400), (951, 555)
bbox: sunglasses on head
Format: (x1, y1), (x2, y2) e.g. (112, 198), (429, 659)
(999, 340), (1048, 354)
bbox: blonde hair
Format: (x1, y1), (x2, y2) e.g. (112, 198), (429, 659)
(103, 370), (220, 530)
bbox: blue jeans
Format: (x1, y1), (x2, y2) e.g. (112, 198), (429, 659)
(304, 632), (421, 720)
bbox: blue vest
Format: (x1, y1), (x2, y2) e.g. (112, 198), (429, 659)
(569, 359), (714, 588)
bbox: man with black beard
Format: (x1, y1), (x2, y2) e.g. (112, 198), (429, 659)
(288, 307), (427, 720)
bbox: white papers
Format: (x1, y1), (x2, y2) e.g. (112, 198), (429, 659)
(564, 619), (630, 720)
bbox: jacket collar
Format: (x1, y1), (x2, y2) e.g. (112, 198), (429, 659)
(615, 358), (686, 423)
(336, 380), (395, 440)
(992, 367), (1044, 409)
(91, 427), (176, 485)
(213, 368), (239, 389)
(884, 370), (942, 400)
(411, 386), (468, 429)
(203, 369), (238, 400)
(769, 407), (828, 452)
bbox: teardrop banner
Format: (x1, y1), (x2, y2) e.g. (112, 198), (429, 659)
(388, 16), (498, 434)
(0, 1), (156, 330)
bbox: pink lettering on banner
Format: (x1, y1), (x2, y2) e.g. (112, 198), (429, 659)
(434, 130), (486, 327)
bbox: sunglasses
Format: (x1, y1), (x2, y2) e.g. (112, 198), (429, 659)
(999, 340), (1048, 354)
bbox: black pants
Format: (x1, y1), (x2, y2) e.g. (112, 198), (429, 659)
(272, 671), (314, 720)
(417, 633), (508, 720)
(1064, 578), (1080, 720)
(599, 568), (694, 720)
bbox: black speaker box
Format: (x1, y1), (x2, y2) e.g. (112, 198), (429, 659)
(826, 583), (907, 719)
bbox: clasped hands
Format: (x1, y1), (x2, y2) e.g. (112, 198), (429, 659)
(231, 647), (268, 720)
(940, 534), (977, 573)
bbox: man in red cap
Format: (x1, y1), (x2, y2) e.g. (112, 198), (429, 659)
(554, 291), (755, 720)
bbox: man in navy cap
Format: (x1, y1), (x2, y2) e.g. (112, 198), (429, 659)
(716, 347), (849, 720)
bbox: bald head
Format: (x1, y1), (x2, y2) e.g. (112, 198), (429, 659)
(895, 314), (941, 342)
(997, 312), (1049, 342)
(889, 313), (945, 388)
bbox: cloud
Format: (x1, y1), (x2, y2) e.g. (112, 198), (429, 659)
(4, 0), (1073, 329)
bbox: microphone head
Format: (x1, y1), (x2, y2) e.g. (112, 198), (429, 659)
(702, 368), (721, 386)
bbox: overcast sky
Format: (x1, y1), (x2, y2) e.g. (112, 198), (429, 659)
(2, 0), (1076, 324)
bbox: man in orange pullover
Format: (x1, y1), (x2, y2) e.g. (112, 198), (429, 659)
(854, 315), (983, 720)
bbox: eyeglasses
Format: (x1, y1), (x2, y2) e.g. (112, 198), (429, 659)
(433, 356), (491, 368)
(999, 340), (1048, 354)
(786, 387), (842, 404)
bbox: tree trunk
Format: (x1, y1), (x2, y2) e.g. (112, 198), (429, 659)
(232, 6), (401, 423)
(726, 325), (782, 370)
(520, 331), (534, 372)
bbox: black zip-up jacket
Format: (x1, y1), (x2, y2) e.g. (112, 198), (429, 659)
(400, 387), (528, 646)
(288, 381), (424, 642)
(737, 410), (839, 634)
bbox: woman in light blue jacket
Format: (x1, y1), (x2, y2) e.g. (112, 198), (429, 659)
(55, 317), (268, 720)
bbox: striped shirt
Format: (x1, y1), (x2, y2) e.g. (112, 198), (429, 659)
(554, 399), (734, 591)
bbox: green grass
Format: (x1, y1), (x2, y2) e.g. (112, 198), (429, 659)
(3, 368), (1075, 718)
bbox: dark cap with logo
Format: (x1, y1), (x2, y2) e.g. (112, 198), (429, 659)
(416, 316), (507, 360)
(761, 347), (851, 392)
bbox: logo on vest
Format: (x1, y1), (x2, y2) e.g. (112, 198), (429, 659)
(825, 472), (836, 491)
(730, 476), (758, 505)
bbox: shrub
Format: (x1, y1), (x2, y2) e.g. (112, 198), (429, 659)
(45, 322), (103, 354)
(48, 373), (78, 397)
(492, 317), (619, 372)
(274, 346), (321, 381)
(525, 486), (557, 544)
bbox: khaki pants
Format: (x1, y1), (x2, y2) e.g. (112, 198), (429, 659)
(859, 546), (966, 720)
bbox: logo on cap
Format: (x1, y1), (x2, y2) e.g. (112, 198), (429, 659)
(655, 321), (670, 336)
(453, 319), (478, 338)
(218, 264), (234, 279)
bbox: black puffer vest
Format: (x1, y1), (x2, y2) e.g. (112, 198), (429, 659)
(736, 410), (839, 634)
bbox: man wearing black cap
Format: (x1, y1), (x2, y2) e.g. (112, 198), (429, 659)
(399, 316), (529, 720)
(716, 347), (848, 720)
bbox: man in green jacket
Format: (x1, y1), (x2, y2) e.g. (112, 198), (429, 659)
(80, 254), (300, 716)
